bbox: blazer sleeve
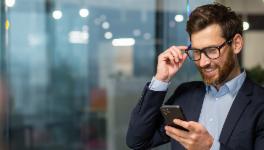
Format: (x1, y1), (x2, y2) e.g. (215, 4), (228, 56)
(126, 83), (170, 149)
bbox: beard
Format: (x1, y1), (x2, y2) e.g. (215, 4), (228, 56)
(197, 48), (235, 86)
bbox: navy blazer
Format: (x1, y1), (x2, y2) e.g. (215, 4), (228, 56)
(126, 77), (264, 150)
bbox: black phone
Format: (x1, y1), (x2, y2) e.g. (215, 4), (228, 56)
(160, 105), (188, 131)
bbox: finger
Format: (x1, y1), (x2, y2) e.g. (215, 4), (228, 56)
(171, 46), (189, 64)
(165, 126), (190, 139)
(174, 119), (197, 131)
(168, 47), (180, 63)
(178, 54), (188, 68)
(159, 51), (174, 64)
(164, 50), (177, 64)
(171, 46), (183, 60)
(174, 45), (188, 50)
(179, 47), (188, 61)
(177, 46), (188, 57)
(167, 51), (177, 64)
(179, 46), (189, 59)
(174, 136), (191, 148)
(165, 130), (191, 149)
(169, 46), (182, 60)
(182, 52), (188, 60)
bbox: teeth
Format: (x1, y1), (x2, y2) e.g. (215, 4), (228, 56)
(204, 68), (214, 72)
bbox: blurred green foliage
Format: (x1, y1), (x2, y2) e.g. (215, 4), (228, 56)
(246, 65), (264, 85)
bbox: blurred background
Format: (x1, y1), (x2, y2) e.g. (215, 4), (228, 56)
(0, 0), (263, 150)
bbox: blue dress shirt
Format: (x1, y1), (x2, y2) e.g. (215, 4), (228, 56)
(149, 71), (246, 150)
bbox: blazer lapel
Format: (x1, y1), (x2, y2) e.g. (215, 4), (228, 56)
(219, 77), (253, 144)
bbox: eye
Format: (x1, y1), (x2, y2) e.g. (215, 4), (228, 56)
(193, 50), (200, 54)
(205, 47), (218, 54)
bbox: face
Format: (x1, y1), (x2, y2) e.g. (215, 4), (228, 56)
(191, 24), (236, 86)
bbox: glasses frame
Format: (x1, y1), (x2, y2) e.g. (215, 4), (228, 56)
(185, 39), (233, 61)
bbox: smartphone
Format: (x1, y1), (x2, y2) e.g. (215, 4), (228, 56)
(160, 105), (188, 131)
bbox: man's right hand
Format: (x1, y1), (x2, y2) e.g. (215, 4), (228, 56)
(155, 46), (188, 82)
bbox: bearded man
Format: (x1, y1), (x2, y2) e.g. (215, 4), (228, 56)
(126, 3), (264, 150)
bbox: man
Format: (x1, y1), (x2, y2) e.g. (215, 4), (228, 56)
(126, 3), (264, 150)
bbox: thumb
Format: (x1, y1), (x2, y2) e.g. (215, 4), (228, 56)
(179, 53), (188, 66)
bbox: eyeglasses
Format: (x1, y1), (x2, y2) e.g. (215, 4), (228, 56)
(185, 39), (233, 61)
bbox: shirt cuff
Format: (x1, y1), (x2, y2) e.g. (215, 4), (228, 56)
(148, 77), (169, 91)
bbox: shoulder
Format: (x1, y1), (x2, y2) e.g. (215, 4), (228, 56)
(244, 79), (264, 116)
(171, 81), (205, 97)
(250, 83), (264, 130)
(164, 81), (205, 105)
(253, 83), (264, 95)
(176, 81), (205, 91)
(248, 79), (264, 98)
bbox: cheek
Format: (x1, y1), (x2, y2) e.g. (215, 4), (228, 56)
(215, 50), (231, 68)
(213, 60), (222, 69)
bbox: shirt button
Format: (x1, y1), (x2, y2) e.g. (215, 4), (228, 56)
(216, 98), (218, 100)
(209, 118), (213, 122)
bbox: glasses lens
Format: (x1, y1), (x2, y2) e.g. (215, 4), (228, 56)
(204, 47), (220, 59)
(187, 49), (201, 61)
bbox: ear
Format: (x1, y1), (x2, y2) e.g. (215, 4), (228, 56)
(232, 34), (243, 54)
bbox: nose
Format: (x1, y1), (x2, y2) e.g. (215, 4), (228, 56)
(199, 53), (210, 67)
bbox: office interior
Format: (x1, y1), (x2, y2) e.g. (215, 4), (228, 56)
(0, 0), (263, 150)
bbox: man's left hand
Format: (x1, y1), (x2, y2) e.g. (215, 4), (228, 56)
(165, 119), (213, 150)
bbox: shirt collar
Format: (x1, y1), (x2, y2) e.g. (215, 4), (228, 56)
(206, 70), (246, 98)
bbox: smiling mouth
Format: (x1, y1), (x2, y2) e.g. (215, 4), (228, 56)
(202, 68), (217, 76)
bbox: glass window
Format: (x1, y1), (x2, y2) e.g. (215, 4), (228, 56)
(0, 0), (213, 150)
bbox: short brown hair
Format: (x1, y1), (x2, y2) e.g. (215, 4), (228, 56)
(186, 3), (243, 40)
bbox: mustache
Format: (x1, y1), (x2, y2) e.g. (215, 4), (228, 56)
(198, 64), (216, 71)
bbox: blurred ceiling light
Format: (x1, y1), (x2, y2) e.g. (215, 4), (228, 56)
(112, 38), (135, 46)
(102, 21), (110, 29)
(243, 21), (250, 31)
(133, 29), (141, 37)
(5, 0), (15, 7)
(104, 32), (113, 39)
(52, 10), (63, 20)
(174, 14), (184, 22)
(79, 8), (89, 18)
(68, 31), (89, 44)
